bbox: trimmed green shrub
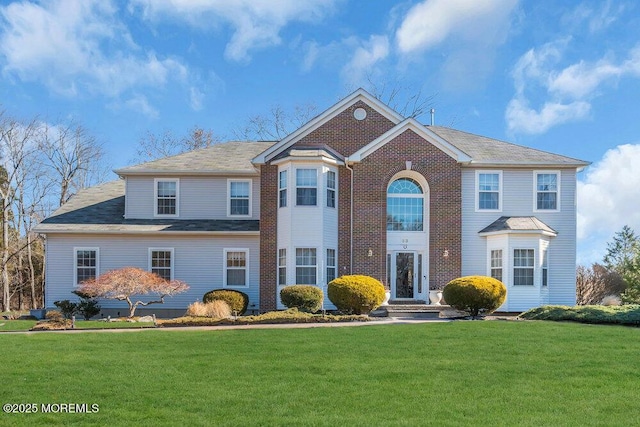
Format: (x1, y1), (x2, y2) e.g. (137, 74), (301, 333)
(280, 285), (323, 313)
(203, 289), (249, 315)
(53, 300), (77, 319)
(73, 290), (101, 320)
(519, 304), (640, 325)
(327, 275), (385, 315)
(443, 275), (507, 318)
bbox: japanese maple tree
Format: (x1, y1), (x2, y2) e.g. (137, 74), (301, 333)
(78, 267), (189, 318)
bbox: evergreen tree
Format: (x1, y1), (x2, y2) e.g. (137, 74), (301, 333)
(603, 225), (640, 304)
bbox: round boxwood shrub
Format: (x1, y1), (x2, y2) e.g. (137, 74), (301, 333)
(202, 289), (249, 315)
(442, 275), (507, 318)
(280, 285), (324, 313)
(327, 275), (385, 315)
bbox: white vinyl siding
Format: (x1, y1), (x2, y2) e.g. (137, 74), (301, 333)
(125, 176), (260, 220)
(462, 168), (578, 310)
(45, 234), (261, 311)
(74, 247), (99, 287)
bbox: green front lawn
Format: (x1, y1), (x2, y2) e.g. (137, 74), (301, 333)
(0, 320), (37, 331)
(1, 321), (639, 426)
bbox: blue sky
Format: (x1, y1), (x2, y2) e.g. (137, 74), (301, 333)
(1, 0), (639, 266)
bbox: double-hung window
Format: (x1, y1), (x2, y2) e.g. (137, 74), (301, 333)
(296, 248), (317, 284)
(490, 249), (503, 282)
(326, 171), (336, 208)
(279, 170), (287, 208)
(225, 249), (248, 287)
(75, 248), (98, 286)
(535, 172), (559, 211)
(326, 249), (336, 283)
(229, 180), (251, 216)
(477, 171), (501, 211)
(278, 249), (287, 286)
(150, 249), (173, 281)
(296, 169), (317, 206)
(513, 249), (534, 286)
(155, 179), (178, 216)
(542, 249), (548, 287)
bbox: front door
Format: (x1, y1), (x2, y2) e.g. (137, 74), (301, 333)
(393, 252), (418, 299)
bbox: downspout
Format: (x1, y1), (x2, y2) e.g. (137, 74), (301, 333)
(344, 159), (354, 274)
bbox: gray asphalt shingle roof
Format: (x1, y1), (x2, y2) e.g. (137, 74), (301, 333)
(479, 216), (557, 235)
(115, 141), (275, 175)
(35, 180), (259, 234)
(429, 126), (589, 166)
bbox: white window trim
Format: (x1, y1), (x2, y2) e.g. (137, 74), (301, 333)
(74, 247), (99, 287)
(227, 179), (252, 218)
(295, 247), (318, 285)
(512, 248), (535, 287)
(223, 248), (250, 288)
(148, 248), (175, 281)
(533, 170), (561, 212)
(541, 248), (549, 287)
(475, 170), (503, 212)
(278, 169), (288, 209)
(278, 248), (287, 286)
(326, 248), (337, 284)
(154, 178), (180, 218)
(326, 169), (337, 209)
(295, 168), (318, 207)
(488, 248), (504, 282)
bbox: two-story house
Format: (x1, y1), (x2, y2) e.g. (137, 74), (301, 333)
(35, 89), (589, 316)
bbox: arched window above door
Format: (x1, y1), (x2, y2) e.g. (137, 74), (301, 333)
(387, 177), (425, 231)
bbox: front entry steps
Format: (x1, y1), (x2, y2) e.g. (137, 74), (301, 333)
(371, 301), (452, 319)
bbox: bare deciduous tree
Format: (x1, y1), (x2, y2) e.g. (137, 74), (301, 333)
(134, 126), (221, 162)
(576, 263), (627, 305)
(232, 104), (318, 141)
(363, 76), (436, 120)
(38, 121), (107, 206)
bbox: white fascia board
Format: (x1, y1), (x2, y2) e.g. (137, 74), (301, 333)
(252, 88), (404, 165)
(478, 229), (557, 238)
(348, 119), (473, 164)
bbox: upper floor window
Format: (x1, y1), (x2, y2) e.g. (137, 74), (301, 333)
(477, 171), (501, 211)
(535, 171), (559, 211)
(387, 178), (424, 231)
(224, 249), (249, 287)
(279, 170), (287, 208)
(155, 178), (179, 216)
(150, 248), (173, 281)
(75, 247), (98, 286)
(296, 169), (317, 206)
(513, 249), (534, 286)
(228, 179), (251, 216)
(326, 171), (336, 208)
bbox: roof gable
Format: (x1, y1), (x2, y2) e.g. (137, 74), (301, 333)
(348, 118), (473, 163)
(252, 88), (404, 164)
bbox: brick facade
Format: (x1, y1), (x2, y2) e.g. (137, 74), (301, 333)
(259, 100), (462, 310)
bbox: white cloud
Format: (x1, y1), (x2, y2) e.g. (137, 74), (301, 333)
(130, 0), (338, 63)
(577, 144), (640, 263)
(395, 0), (519, 54)
(124, 95), (159, 119)
(506, 40), (640, 134)
(505, 98), (590, 134)
(0, 0), (191, 104)
(341, 35), (389, 86)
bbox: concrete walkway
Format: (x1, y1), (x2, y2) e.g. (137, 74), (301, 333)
(1, 316), (453, 334)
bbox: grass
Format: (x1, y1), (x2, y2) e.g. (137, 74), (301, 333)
(1, 321), (639, 426)
(0, 320), (155, 332)
(0, 320), (37, 331)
